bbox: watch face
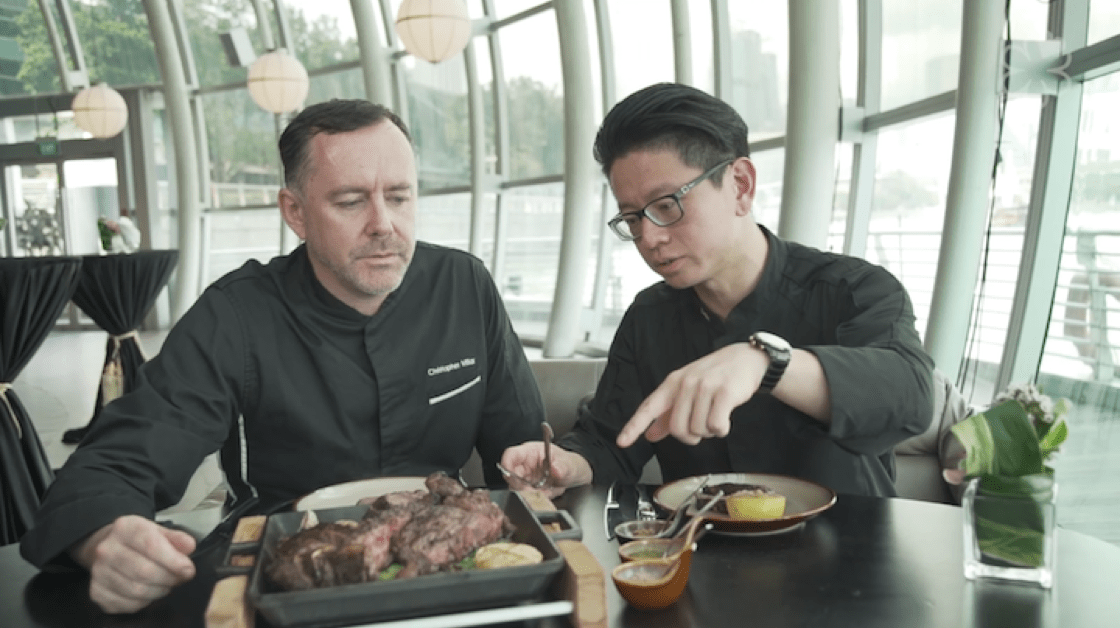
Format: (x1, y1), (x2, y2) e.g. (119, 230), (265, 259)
(754, 331), (791, 352)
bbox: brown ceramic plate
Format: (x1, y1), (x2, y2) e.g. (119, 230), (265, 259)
(653, 473), (837, 536)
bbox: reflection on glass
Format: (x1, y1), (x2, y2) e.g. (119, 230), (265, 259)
(880, 0), (962, 111)
(1044, 73), (1120, 385)
(1040, 72), (1120, 547)
(499, 11), (564, 180)
(840, 0), (858, 102)
(305, 67), (365, 106)
(750, 149), (785, 232)
(727, 1), (787, 141)
(962, 96), (1041, 403)
(203, 209), (282, 284)
(607, 0), (674, 101)
(829, 143), (854, 253)
(403, 58), (470, 189)
(416, 193), (471, 253)
(497, 184), (564, 339)
(0, 112), (87, 143)
(1088, 1), (1120, 46)
(200, 91), (280, 209)
(491, 0), (548, 20)
(63, 158), (120, 255)
(6, 164), (61, 257)
(72, 2), (160, 87)
(183, 1), (267, 87)
(866, 114), (955, 331)
(280, 0), (359, 68)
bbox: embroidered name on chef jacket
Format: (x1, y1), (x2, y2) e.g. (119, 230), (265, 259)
(427, 357), (480, 405)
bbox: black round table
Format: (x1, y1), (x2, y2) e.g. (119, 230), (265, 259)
(61, 250), (178, 444)
(1, 487), (1118, 627)
(0, 256), (82, 546)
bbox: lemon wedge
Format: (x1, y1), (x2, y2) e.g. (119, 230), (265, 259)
(725, 490), (786, 520)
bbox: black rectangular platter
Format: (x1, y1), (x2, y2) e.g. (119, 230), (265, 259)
(246, 489), (564, 628)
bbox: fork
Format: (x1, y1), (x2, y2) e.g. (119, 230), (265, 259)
(496, 422), (555, 488)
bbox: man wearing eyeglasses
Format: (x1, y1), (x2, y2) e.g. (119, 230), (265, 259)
(502, 82), (934, 498)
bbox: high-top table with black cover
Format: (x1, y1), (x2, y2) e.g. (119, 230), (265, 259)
(61, 250), (178, 444)
(1, 486), (1118, 627)
(0, 256), (82, 546)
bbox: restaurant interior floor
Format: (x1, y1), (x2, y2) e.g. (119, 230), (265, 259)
(15, 328), (1120, 548)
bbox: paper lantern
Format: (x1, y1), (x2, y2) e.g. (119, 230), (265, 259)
(71, 83), (128, 138)
(247, 49), (310, 114)
(395, 0), (472, 63)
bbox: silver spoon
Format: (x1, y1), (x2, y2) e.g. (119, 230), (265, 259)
(653, 490), (723, 538)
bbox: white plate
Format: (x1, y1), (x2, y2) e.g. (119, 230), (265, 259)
(653, 472), (837, 536)
(294, 476), (429, 511)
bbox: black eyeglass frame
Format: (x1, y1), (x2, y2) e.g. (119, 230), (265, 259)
(607, 159), (734, 241)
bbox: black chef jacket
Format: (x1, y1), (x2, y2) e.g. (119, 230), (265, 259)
(21, 242), (544, 568)
(559, 227), (934, 496)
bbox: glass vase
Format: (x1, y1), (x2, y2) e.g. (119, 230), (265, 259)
(962, 474), (1057, 588)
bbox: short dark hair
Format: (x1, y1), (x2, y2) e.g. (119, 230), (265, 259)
(279, 99), (412, 191)
(593, 83), (750, 184)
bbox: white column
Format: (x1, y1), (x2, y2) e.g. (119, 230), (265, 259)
(924, 2), (1004, 379)
(144, 0), (201, 322)
(670, 0), (692, 85)
(543, 0), (597, 358)
(352, 0), (394, 105)
(777, 0), (840, 249)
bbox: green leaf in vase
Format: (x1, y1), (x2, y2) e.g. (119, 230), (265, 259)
(950, 400), (1043, 478)
(972, 472), (1055, 568)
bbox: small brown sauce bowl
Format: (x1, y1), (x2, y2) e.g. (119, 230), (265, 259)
(613, 519), (672, 543)
(618, 537), (679, 563)
(611, 549), (693, 610)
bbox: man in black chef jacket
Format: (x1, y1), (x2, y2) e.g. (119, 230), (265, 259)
(502, 83), (933, 498)
(21, 99), (545, 614)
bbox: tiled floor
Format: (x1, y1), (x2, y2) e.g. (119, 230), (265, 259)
(14, 329), (1120, 547)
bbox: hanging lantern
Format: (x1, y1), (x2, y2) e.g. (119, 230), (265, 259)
(247, 49), (310, 114)
(395, 0), (472, 63)
(71, 83), (128, 138)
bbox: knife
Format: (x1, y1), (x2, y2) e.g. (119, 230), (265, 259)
(635, 484), (657, 521)
(603, 482), (621, 540)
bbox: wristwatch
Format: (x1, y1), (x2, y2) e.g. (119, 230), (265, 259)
(748, 332), (792, 395)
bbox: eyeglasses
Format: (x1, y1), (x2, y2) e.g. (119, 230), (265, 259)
(607, 159), (733, 241)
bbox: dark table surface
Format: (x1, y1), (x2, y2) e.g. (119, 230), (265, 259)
(2, 484), (1118, 628)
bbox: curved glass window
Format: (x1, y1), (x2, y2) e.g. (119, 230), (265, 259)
(492, 0), (547, 21)
(608, 0), (674, 101)
(1044, 72), (1120, 383)
(184, 0), (267, 87)
(281, 0), (359, 69)
(305, 66), (365, 104)
(499, 10), (564, 180)
(750, 149), (785, 232)
(727, 1), (787, 142)
(200, 91), (280, 209)
(72, 1), (160, 86)
(403, 57), (471, 190)
(1088, 0), (1120, 46)
(880, 0), (962, 111)
(866, 113), (956, 332)
(500, 183), (564, 339)
(9, 4), (56, 95)
(417, 192), (472, 251)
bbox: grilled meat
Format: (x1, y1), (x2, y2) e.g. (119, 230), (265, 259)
(266, 472), (511, 592)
